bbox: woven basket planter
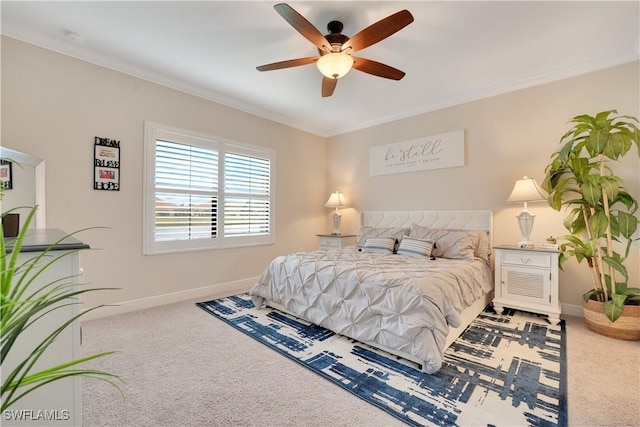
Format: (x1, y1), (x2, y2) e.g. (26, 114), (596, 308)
(582, 298), (640, 341)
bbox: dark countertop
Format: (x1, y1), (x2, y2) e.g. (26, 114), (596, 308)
(4, 228), (90, 253)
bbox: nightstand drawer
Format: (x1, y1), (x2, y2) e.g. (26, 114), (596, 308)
(316, 234), (356, 250)
(318, 236), (339, 248)
(501, 250), (551, 268)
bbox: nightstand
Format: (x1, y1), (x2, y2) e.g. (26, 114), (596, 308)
(316, 234), (356, 250)
(493, 245), (561, 325)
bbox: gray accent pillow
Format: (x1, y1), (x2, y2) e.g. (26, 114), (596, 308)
(362, 236), (396, 254)
(356, 226), (409, 252)
(397, 236), (435, 258)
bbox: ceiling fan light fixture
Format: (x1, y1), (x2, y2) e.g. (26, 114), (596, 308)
(316, 52), (354, 79)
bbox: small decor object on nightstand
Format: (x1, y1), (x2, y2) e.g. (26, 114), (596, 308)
(541, 236), (559, 250)
(94, 136), (120, 191)
(506, 176), (547, 248)
(324, 190), (348, 235)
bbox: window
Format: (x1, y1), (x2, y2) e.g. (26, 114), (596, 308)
(143, 122), (274, 254)
(224, 152), (271, 237)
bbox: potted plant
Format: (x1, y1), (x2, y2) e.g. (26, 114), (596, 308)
(542, 110), (640, 340)
(1, 204), (122, 412)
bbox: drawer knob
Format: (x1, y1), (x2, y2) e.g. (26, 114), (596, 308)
(521, 258), (530, 264)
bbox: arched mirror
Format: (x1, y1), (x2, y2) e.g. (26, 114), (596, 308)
(0, 147), (46, 229)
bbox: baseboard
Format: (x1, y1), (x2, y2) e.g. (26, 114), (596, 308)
(81, 277), (257, 321)
(81, 281), (586, 322)
(561, 302), (583, 318)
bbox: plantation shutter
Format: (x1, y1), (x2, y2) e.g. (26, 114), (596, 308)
(223, 152), (270, 237)
(143, 122), (275, 254)
(154, 140), (218, 241)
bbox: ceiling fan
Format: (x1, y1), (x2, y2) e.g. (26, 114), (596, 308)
(256, 3), (414, 97)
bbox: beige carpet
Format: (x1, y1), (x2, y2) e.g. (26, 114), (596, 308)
(81, 294), (640, 426)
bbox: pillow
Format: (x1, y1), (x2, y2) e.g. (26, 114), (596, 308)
(476, 230), (491, 263)
(355, 226), (408, 252)
(409, 224), (476, 261)
(362, 236), (396, 254)
(409, 223), (491, 262)
(397, 236), (434, 258)
(429, 228), (490, 263)
(432, 231), (475, 260)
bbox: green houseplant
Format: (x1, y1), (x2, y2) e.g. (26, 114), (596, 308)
(1, 205), (121, 412)
(542, 110), (640, 339)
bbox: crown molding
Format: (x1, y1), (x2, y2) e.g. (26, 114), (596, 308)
(3, 32), (638, 139)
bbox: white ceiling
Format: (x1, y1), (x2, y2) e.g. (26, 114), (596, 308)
(2, 1), (639, 137)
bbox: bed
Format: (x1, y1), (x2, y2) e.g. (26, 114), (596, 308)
(249, 210), (494, 374)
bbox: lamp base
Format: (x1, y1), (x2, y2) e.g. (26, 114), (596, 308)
(332, 211), (342, 235)
(516, 210), (536, 248)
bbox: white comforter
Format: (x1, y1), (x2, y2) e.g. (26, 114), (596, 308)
(249, 247), (493, 373)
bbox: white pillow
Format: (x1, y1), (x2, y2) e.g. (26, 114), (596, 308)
(432, 231), (475, 260)
(362, 236), (396, 254)
(409, 224), (476, 261)
(397, 236), (434, 258)
(355, 226), (408, 252)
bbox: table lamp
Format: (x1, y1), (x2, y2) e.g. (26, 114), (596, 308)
(324, 191), (347, 235)
(506, 176), (546, 248)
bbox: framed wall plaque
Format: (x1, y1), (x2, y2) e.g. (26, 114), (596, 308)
(0, 160), (13, 190)
(94, 137), (120, 191)
(369, 129), (465, 176)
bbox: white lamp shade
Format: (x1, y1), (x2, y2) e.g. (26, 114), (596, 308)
(316, 53), (354, 79)
(324, 191), (348, 208)
(506, 176), (546, 204)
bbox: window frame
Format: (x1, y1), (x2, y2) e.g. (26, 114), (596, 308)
(143, 122), (275, 255)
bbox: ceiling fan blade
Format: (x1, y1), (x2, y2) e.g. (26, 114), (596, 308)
(256, 56), (319, 71)
(352, 57), (405, 80)
(274, 3), (330, 51)
(343, 10), (414, 53)
(321, 76), (337, 97)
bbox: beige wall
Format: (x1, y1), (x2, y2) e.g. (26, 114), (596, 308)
(3, 35), (639, 316)
(1, 37), (327, 314)
(327, 61), (640, 312)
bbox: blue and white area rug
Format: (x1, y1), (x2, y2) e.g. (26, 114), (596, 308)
(196, 294), (567, 427)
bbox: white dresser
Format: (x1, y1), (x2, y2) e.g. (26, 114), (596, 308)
(492, 245), (561, 325)
(2, 229), (89, 426)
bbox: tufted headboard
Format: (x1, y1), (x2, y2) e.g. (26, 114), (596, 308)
(362, 210), (492, 232)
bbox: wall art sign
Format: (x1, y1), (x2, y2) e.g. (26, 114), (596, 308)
(0, 160), (13, 190)
(369, 129), (465, 176)
(94, 137), (120, 191)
